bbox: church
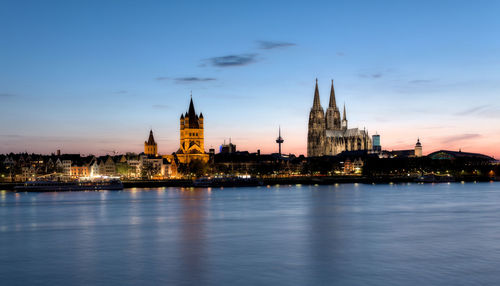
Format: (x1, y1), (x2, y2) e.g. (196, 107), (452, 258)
(175, 97), (209, 163)
(307, 79), (372, 157)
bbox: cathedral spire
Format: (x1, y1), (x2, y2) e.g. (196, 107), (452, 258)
(329, 79), (337, 108)
(343, 103), (347, 120)
(312, 78), (322, 110)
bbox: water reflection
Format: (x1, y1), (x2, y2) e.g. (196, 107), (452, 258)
(1, 183), (500, 285)
(308, 185), (343, 284)
(177, 189), (207, 284)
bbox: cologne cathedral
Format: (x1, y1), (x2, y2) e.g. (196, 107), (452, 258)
(307, 79), (372, 157)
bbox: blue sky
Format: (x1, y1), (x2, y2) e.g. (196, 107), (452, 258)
(1, 0), (500, 157)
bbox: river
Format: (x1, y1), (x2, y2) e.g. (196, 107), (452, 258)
(1, 183), (500, 285)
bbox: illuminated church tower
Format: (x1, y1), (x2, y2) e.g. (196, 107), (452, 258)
(325, 80), (341, 131)
(307, 79), (326, 157)
(176, 96), (209, 163)
(144, 129), (158, 156)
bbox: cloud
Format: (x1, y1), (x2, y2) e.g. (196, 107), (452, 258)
(336, 52), (345, 56)
(205, 54), (258, 67)
(409, 79), (435, 84)
(453, 105), (500, 118)
(152, 104), (170, 110)
(113, 90), (128, 94)
(257, 41), (296, 50)
(441, 133), (481, 144)
(175, 77), (216, 83)
(416, 126), (450, 130)
(454, 105), (488, 116)
(155, 77), (169, 81)
(359, 72), (383, 79)
(0, 93), (15, 97)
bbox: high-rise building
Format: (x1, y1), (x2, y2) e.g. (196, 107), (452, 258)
(307, 79), (372, 157)
(372, 134), (381, 153)
(220, 139), (236, 154)
(175, 96), (209, 163)
(144, 130), (158, 156)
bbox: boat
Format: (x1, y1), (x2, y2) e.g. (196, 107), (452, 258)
(14, 179), (124, 192)
(193, 176), (263, 188)
(415, 174), (455, 183)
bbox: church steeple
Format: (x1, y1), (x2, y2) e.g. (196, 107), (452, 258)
(312, 78), (322, 110)
(341, 103), (348, 131)
(188, 97), (196, 118)
(308, 79), (326, 157)
(329, 79), (337, 108)
(186, 96), (199, 128)
(144, 129), (158, 156)
(147, 129), (156, 145)
(326, 79), (341, 131)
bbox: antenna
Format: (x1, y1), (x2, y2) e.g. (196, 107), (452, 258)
(276, 126), (284, 157)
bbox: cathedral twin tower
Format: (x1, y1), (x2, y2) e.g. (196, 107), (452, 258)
(307, 79), (372, 157)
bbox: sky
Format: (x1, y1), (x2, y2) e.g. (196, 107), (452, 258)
(1, 0), (500, 158)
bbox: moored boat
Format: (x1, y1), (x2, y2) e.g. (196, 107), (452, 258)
(415, 174), (455, 183)
(14, 179), (124, 192)
(193, 176), (263, 188)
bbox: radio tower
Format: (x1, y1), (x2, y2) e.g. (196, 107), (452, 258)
(276, 126), (284, 157)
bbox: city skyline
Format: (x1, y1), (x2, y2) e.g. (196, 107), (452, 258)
(1, 1), (500, 158)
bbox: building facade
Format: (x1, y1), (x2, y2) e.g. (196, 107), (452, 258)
(307, 79), (372, 157)
(176, 97), (209, 163)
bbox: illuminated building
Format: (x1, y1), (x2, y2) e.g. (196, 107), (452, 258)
(70, 165), (89, 178)
(427, 150), (494, 161)
(307, 79), (372, 157)
(144, 129), (158, 156)
(175, 96), (209, 163)
(389, 139), (423, 158)
(415, 138), (422, 157)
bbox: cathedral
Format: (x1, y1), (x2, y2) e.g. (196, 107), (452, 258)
(175, 97), (209, 163)
(307, 79), (372, 157)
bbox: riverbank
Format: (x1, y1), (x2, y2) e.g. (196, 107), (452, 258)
(1, 175), (496, 191)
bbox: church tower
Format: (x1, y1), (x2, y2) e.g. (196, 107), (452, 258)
(176, 96), (209, 164)
(341, 104), (348, 131)
(415, 138), (423, 157)
(325, 80), (341, 131)
(144, 129), (158, 156)
(307, 79), (326, 157)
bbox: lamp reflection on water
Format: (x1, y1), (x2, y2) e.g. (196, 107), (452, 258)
(177, 189), (208, 284)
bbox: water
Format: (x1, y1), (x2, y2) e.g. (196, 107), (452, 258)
(1, 183), (500, 285)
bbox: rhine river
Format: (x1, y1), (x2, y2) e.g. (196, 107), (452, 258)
(1, 183), (500, 285)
